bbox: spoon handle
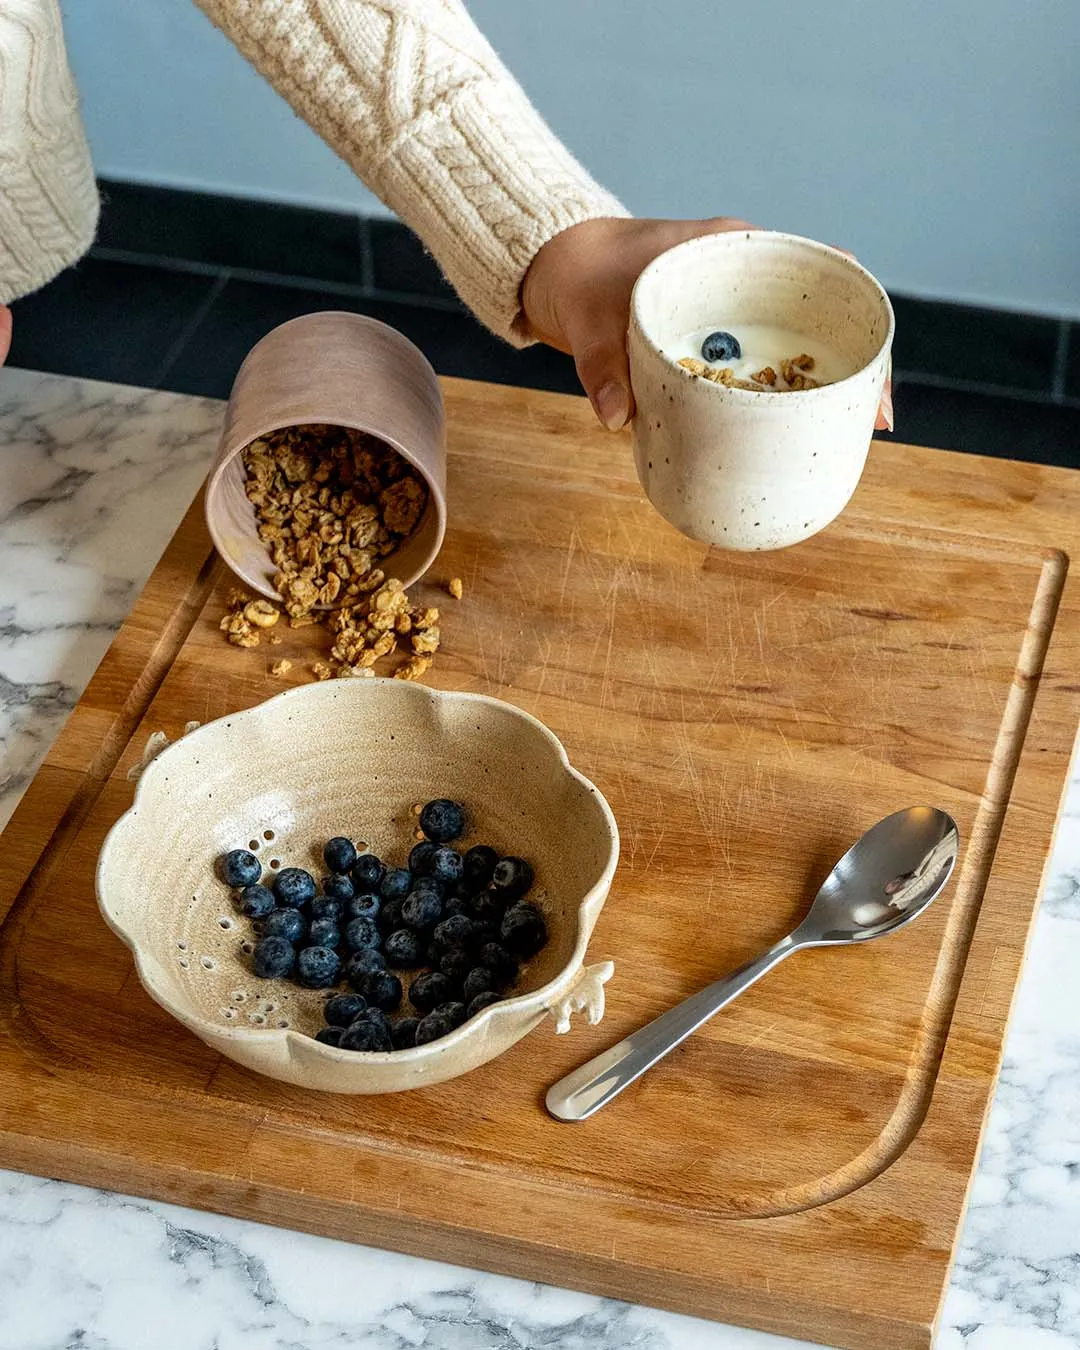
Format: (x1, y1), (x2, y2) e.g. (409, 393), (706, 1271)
(545, 936), (799, 1122)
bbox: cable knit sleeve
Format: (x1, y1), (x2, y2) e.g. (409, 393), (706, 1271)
(0, 0), (99, 305)
(191, 0), (629, 344)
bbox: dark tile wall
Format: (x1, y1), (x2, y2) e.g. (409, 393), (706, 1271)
(8, 178), (1078, 468)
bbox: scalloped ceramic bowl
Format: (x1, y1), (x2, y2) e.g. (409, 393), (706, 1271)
(96, 680), (619, 1094)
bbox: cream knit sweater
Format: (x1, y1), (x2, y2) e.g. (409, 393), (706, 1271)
(0, 0), (626, 342)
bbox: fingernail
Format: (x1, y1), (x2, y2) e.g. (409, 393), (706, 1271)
(595, 381), (630, 431)
(881, 387), (894, 432)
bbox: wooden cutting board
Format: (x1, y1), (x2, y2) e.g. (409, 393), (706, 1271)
(2, 378), (1078, 1350)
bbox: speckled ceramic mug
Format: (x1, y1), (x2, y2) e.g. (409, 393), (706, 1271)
(628, 232), (894, 551)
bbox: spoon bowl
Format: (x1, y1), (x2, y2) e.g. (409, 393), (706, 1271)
(547, 806), (959, 1122)
(794, 805), (959, 945)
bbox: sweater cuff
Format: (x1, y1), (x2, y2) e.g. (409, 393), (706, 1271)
(367, 81), (629, 348)
(0, 109), (98, 306)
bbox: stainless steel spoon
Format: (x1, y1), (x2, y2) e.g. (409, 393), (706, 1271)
(546, 805), (959, 1123)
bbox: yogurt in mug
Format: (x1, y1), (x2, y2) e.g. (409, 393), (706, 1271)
(671, 324), (853, 390)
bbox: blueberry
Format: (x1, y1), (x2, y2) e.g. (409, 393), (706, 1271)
(471, 922), (500, 949)
(468, 891), (506, 925)
(409, 970), (456, 1014)
(220, 849), (261, 888)
(429, 846), (463, 885)
(380, 867), (411, 900)
(477, 941), (517, 988)
(432, 1000), (467, 1029)
(408, 841), (438, 875)
(410, 875), (446, 900)
(437, 947), (472, 984)
(391, 1017), (420, 1050)
(501, 902), (548, 957)
(297, 945), (341, 989)
(339, 1019), (391, 1052)
(402, 888), (442, 932)
(356, 969), (403, 1012)
(310, 895), (342, 922)
(462, 966), (496, 1005)
(324, 836), (357, 874)
(309, 918), (341, 949)
(467, 991), (502, 1018)
(462, 844), (498, 890)
(351, 853), (385, 890)
(414, 1011), (456, 1045)
(419, 798), (466, 843)
(273, 867), (316, 908)
(384, 928), (422, 967)
(258, 908), (306, 944)
(324, 992), (368, 1027)
(239, 883), (275, 919)
(353, 1006), (393, 1041)
(432, 914), (475, 951)
(701, 329), (741, 363)
(347, 892), (381, 922)
(315, 1026), (344, 1047)
(491, 856), (534, 899)
(378, 897), (405, 933)
(346, 949), (387, 989)
(345, 916), (381, 951)
(321, 873), (355, 903)
(442, 894), (471, 919)
(252, 936), (296, 979)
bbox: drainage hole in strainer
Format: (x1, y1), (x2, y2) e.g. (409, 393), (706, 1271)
(269, 858), (280, 869)
(356, 840), (368, 852)
(249, 1012), (266, 1025)
(239, 940), (254, 955)
(223, 1008), (237, 1020)
(277, 1020), (289, 1029)
(177, 940), (188, 951)
(248, 838), (260, 851)
(261, 1001), (277, 1014)
(218, 916), (235, 930)
(232, 989), (248, 1003)
(263, 829), (275, 841)
(178, 958), (189, 969)
(200, 956), (216, 971)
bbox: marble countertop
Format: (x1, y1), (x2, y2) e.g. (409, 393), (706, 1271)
(1, 365), (1077, 1350)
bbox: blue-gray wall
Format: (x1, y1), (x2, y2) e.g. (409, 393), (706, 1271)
(62, 0), (1080, 317)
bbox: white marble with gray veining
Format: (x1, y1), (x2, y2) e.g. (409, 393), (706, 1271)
(0, 365), (1077, 1350)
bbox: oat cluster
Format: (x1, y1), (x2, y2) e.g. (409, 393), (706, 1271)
(678, 352), (820, 392)
(242, 424), (427, 619)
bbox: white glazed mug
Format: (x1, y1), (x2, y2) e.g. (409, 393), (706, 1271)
(628, 231), (894, 551)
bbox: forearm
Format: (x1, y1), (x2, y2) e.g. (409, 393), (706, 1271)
(191, 0), (627, 343)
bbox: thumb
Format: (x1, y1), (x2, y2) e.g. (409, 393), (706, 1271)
(569, 315), (635, 432)
(0, 306), (11, 367)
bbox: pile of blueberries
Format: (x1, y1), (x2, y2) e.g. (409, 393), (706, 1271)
(217, 798), (547, 1052)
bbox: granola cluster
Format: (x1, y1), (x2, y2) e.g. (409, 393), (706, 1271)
(325, 577), (441, 682)
(220, 578), (444, 682)
(678, 352), (820, 392)
(241, 423), (427, 619)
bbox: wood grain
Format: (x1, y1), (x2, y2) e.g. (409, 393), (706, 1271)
(2, 377), (1079, 1350)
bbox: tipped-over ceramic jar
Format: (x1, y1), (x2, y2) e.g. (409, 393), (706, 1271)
(205, 311), (447, 600)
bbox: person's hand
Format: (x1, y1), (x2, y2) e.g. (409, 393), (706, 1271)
(0, 305), (11, 366)
(521, 218), (893, 433)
